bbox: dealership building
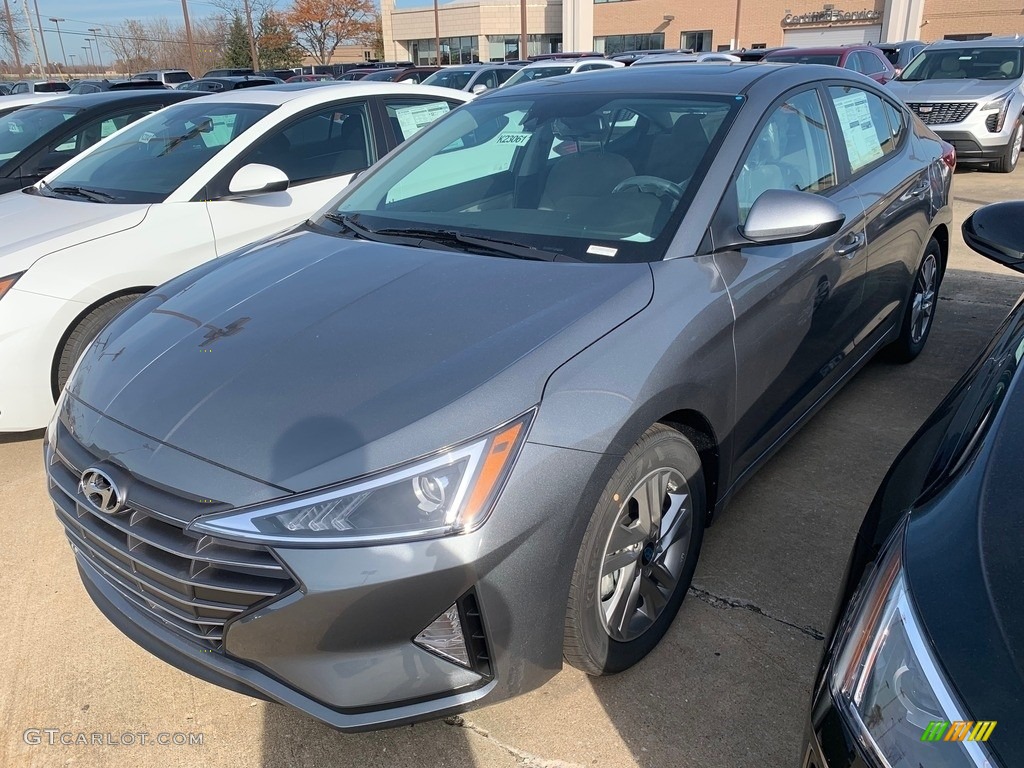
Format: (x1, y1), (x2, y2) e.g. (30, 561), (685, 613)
(380, 0), (1024, 63)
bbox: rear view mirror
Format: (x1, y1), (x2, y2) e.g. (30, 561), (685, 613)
(741, 189), (845, 245)
(227, 163), (289, 198)
(962, 201), (1024, 272)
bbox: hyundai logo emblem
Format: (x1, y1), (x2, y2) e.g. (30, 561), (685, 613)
(79, 468), (125, 515)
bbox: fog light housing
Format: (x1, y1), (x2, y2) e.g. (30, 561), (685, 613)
(415, 603), (470, 667)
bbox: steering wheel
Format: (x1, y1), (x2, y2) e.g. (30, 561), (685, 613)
(612, 175), (684, 201)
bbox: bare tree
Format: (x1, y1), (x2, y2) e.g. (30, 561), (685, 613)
(107, 19), (154, 75)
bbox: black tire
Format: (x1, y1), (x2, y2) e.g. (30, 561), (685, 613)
(992, 118), (1022, 174)
(888, 238), (941, 363)
(55, 294), (142, 393)
(564, 423), (706, 675)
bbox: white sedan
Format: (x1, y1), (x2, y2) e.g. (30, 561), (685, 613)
(0, 82), (470, 431)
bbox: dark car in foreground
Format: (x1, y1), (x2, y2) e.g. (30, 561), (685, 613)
(49, 64), (952, 730)
(804, 202), (1024, 768)
(0, 89), (196, 194)
(764, 45), (896, 84)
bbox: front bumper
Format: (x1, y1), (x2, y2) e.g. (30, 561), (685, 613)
(48, 406), (612, 729)
(934, 130), (1008, 162)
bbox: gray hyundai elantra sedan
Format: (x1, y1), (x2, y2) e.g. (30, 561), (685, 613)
(46, 63), (953, 730)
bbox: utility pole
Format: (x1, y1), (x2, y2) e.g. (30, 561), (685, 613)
(88, 27), (103, 73)
(32, 0), (49, 76)
(21, 0), (42, 76)
(519, 0), (527, 60)
(82, 44), (92, 76)
(2, 0), (20, 75)
(432, 0), (440, 65)
(49, 17), (68, 73)
(180, 0), (199, 76)
(242, 0), (259, 71)
(68, 51), (75, 75)
(732, 0), (743, 50)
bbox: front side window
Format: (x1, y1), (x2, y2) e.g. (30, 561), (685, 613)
(899, 46), (1023, 80)
(244, 102), (372, 184)
(736, 89), (835, 223)
(328, 92), (739, 262)
(43, 102), (276, 203)
(829, 86), (896, 174)
(0, 106), (80, 162)
(11, 83), (27, 94)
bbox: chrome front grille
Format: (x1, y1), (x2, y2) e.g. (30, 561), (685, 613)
(47, 431), (295, 650)
(907, 101), (976, 125)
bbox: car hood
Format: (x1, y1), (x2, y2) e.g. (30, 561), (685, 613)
(0, 191), (148, 274)
(887, 78), (1014, 101)
(904, 306), (1024, 767)
(69, 227), (654, 492)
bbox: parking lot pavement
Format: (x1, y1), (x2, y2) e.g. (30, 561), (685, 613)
(2, 167), (1021, 768)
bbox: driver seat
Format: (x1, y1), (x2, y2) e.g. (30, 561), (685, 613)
(646, 115), (709, 181)
(539, 151), (636, 215)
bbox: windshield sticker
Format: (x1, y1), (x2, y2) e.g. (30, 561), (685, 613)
(832, 92), (884, 168)
(587, 244), (618, 257)
(496, 132), (530, 145)
(394, 102), (451, 141)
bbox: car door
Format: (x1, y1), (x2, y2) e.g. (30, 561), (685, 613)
(203, 99), (382, 256)
(16, 103), (164, 186)
(714, 87), (870, 477)
(827, 84), (933, 342)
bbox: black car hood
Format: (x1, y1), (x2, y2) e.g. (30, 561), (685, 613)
(905, 323), (1024, 766)
(70, 227), (653, 492)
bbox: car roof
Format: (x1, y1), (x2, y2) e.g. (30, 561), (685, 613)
(32, 90), (192, 109)
(929, 36), (1024, 48)
(487, 62), (802, 96)
(186, 81), (472, 107)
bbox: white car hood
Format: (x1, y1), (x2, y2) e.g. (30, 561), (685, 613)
(0, 190), (148, 275)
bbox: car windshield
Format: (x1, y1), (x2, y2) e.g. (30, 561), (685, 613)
(43, 102), (276, 203)
(878, 48), (901, 66)
(422, 69), (476, 90)
(899, 47), (1023, 80)
(767, 54), (842, 66)
(503, 65), (574, 87)
(0, 105), (81, 162)
(324, 91), (739, 263)
(165, 72), (192, 83)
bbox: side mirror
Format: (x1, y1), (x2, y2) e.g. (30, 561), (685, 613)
(226, 163), (289, 198)
(962, 201), (1024, 272)
(471, 83), (488, 94)
(740, 189), (845, 245)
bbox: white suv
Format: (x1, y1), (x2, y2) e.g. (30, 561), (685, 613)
(501, 58), (624, 88)
(888, 37), (1024, 172)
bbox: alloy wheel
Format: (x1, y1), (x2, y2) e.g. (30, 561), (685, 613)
(910, 252), (938, 344)
(598, 467), (692, 642)
(1013, 122), (1022, 169)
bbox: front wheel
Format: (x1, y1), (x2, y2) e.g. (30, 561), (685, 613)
(55, 294), (142, 394)
(992, 118), (1022, 173)
(564, 424), (706, 675)
(888, 239), (941, 363)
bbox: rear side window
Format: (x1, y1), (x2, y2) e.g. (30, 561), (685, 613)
(36, 81), (70, 92)
(828, 86), (896, 173)
(384, 98), (453, 142)
(165, 72), (192, 84)
(736, 89), (835, 223)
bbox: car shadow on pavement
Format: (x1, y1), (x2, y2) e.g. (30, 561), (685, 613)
(0, 428), (44, 444)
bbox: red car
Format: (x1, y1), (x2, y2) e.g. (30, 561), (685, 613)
(763, 45), (895, 84)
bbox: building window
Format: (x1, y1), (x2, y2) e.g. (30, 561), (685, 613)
(593, 34), (665, 55)
(751, 42), (766, 49)
(487, 34), (561, 61)
(681, 30), (713, 52)
(407, 36), (479, 65)
(716, 44), (731, 52)
(943, 33), (991, 41)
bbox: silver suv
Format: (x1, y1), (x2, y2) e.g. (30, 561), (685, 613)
(888, 37), (1024, 172)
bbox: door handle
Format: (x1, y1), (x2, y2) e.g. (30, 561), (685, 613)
(901, 180), (930, 200)
(834, 231), (865, 258)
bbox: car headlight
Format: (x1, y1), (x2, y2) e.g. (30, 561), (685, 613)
(980, 92), (1013, 133)
(189, 412), (532, 547)
(829, 519), (996, 768)
(0, 272), (23, 301)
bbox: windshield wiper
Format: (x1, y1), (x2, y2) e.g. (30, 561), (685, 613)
(48, 184), (114, 203)
(324, 213), (565, 261)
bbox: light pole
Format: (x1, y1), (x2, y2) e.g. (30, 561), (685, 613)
(81, 45), (92, 76)
(88, 27), (103, 73)
(68, 51), (76, 76)
(49, 17), (69, 73)
(32, 0), (50, 76)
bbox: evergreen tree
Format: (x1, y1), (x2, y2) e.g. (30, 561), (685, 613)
(222, 13), (252, 68)
(257, 12), (299, 69)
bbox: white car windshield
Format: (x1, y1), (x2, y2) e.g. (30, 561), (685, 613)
(326, 91), (739, 263)
(422, 69), (476, 90)
(502, 65), (574, 87)
(0, 106), (81, 163)
(41, 102), (276, 203)
(899, 47), (1024, 81)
